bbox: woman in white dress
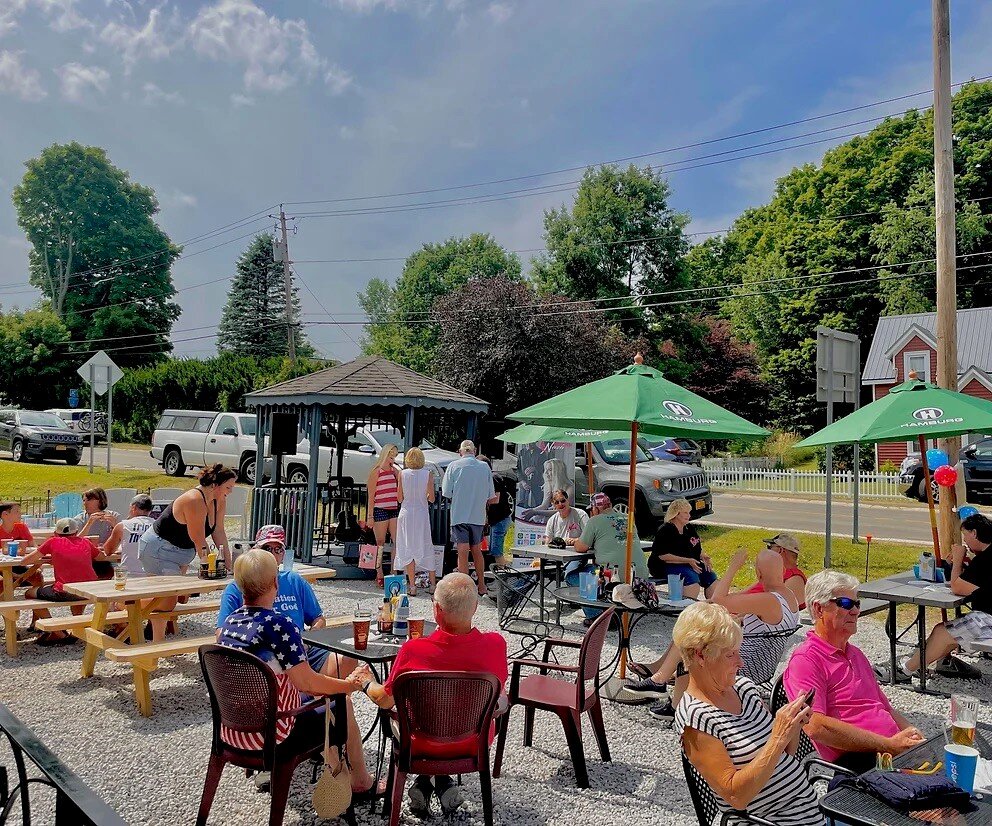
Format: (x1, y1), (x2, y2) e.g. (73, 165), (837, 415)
(393, 447), (436, 596)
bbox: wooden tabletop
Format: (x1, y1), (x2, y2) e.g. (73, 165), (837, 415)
(295, 564), (336, 581)
(0, 556), (31, 568)
(63, 575), (229, 603)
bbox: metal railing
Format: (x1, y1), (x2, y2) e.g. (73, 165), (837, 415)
(704, 467), (906, 499)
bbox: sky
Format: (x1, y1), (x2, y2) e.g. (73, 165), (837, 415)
(1, 0), (992, 364)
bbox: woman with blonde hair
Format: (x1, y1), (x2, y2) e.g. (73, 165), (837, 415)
(648, 497), (717, 598)
(367, 444), (403, 587)
(674, 602), (822, 826)
(393, 447), (435, 596)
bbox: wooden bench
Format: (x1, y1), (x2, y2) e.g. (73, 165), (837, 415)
(35, 599), (222, 634)
(107, 635), (217, 717)
(0, 597), (90, 656)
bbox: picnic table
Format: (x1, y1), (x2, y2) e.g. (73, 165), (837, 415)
(0, 555), (51, 655)
(860, 570), (970, 693)
(510, 546), (593, 623)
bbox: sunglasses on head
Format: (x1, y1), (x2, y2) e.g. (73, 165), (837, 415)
(827, 597), (860, 611)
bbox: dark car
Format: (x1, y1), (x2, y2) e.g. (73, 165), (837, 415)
(639, 436), (703, 466)
(0, 409), (84, 465)
(900, 437), (992, 502)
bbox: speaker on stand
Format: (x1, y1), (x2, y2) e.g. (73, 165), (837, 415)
(269, 412), (299, 524)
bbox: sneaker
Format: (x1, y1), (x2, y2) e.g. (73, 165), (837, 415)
(408, 775), (433, 817)
(873, 660), (913, 684)
(433, 775), (463, 813)
(624, 677), (668, 699)
(936, 655), (982, 680)
(648, 699), (676, 721)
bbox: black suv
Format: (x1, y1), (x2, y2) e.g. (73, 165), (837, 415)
(0, 409), (84, 465)
(901, 437), (992, 502)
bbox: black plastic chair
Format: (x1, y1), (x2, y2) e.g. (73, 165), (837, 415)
(196, 644), (356, 826)
(491, 565), (563, 656)
(681, 750), (777, 826)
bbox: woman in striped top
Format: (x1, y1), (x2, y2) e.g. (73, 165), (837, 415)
(674, 602), (823, 826)
(368, 444), (403, 586)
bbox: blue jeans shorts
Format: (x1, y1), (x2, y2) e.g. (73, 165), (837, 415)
(451, 523), (484, 547)
(138, 529), (195, 575)
(659, 562), (718, 589)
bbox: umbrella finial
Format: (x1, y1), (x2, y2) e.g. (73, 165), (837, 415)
(633, 352), (644, 365)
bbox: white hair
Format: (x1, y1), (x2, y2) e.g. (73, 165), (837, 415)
(459, 440), (476, 455)
(434, 572), (479, 624)
(805, 569), (859, 620)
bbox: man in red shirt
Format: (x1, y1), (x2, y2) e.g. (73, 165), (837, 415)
(22, 517), (110, 644)
(360, 572), (507, 816)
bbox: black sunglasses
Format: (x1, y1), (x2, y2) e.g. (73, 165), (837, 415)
(827, 597), (861, 611)
(552, 498), (567, 504)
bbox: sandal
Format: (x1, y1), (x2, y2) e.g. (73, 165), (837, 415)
(627, 661), (654, 680)
(375, 571), (384, 588)
(351, 779), (389, 801)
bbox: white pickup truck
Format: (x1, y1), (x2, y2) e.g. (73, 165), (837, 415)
(150, 409), (265, 483)
(281, 426), (458, 486)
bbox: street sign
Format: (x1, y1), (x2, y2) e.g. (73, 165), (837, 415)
(816, 326), (859, 404)
(77, 350), (123, 397)
(68, 389), (79, 409)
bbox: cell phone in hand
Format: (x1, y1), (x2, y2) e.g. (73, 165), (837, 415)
(803, 688), (816, 707)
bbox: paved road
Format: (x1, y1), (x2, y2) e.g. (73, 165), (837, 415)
(701, 492), (934, 544)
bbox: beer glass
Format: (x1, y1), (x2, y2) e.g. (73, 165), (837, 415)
(950, 694), (979, 747)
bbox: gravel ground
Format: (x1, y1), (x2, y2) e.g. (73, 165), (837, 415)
(3, 580), (992, 826)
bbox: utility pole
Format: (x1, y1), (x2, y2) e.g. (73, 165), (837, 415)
(278, 205), (297, 366)
(933, 0), (959, 555)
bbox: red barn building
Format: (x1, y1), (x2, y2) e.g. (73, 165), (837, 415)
(863, 307), (992, 468)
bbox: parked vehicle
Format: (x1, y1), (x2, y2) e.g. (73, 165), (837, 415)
(45, 408), (107, 443)
(506, 438), (712, 534)
(150, 410), (265, 483)
(0, 409), (84, 464)
(901, 437), (992, 502)
(639, 435), (702, 466)
(281, 426), (458, 486)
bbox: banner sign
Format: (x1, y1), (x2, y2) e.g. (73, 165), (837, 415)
(513, 441), (576, 548)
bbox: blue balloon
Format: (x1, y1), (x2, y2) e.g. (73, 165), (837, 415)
(958, 506), (980, 520)
(926, 448), (950, 468)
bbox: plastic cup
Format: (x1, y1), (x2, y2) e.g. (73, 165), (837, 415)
(667, 574), (683, 602)
(913, 564), (921, 579)
(7, 540), (19, 557)
(114, 567), (128, 591)
(353, 610), (372, 651)
(945, 743), (979, 792)
(408, 617), (425, 639)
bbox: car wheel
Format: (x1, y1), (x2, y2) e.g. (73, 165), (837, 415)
(239, 455), (257, 485)
(164, 448), (186, 477)
(12, 440), (26, 463)
(611, 494), (656, 537)
(916, 474), (940, 503)
(65, 452), (81, 466)
(288, 467), (309, 485)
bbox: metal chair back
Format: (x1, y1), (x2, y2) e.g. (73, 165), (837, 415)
(771, 674), (816, 762)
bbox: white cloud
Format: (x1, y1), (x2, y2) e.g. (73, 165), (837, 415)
(230, 92), (254, 107)
(0, 49), (46, 100)
(57, 62), (109, 102)
(35, 0), (91, 33)
(0, 1), (28, 39)
(100, 7), (181, 72)
(339, 125), (356, 139)
(160, 189), (197, 208)
(142, 81), (183, 105)
(486, 2), (512, 24)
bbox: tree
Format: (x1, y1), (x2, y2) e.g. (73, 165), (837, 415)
(431, 276), (641, 421)
(359, 234), (521, 374)
(12, 142), (180, 366)
(217, 234), (314, 359)
(0, 307), (72, 409)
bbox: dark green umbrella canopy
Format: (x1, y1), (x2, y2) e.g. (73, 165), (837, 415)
(496, 424), (641, 444)
(507, 363), (769, 440)
(796, 378), (992, 447)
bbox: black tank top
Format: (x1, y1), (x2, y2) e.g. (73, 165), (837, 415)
(154, 488), (217, 550)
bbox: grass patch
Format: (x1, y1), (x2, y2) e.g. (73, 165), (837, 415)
(0, 462), (199, 501)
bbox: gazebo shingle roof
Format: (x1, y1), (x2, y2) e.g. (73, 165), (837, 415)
(244, 355), (488, 412)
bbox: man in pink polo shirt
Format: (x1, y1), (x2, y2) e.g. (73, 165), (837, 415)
(783, 570), (925, 773)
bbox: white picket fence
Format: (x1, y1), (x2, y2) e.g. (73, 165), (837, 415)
(704, 466), (906, 499)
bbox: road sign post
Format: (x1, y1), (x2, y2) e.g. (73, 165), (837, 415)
(77, 351), (123, 475)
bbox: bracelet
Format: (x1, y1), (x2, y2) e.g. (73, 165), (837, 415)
(361, 681), (372, 695)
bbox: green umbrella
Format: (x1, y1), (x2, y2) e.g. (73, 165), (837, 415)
(496, 424), (636, 443)
(796, 377), (992, 563)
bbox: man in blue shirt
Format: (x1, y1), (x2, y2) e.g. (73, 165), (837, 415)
(217, 525), (333, 675)
(441, 440), (497, 596)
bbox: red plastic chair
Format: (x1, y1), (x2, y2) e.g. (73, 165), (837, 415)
(493, 607), (614, 788)
(385, 671), (502, 826)
(196, 643), (355, 826)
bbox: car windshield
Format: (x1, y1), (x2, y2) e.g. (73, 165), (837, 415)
(596, 439), (652, 465)
(369, 429), (436, 451)
(20, 412), (68, 428)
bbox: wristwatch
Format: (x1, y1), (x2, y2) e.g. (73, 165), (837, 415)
(361, 680), (373, 695)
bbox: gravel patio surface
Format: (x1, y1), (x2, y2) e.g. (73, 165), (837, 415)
(3, 578), (992, 826)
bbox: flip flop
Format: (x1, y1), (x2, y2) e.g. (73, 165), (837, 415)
(351, 779), (389, 800)
(626, 661), (654, 680)
(376, 572), (384, 588)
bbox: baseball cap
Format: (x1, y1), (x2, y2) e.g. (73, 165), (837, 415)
(764, 533), (800, 555)
(591, 492), (612, 510)
(55, 517), (79, 536)
(255, 524), (286, 550)
(611, 584), (643, 610)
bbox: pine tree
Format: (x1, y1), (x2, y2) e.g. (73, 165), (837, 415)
(217, 233), (313, 358)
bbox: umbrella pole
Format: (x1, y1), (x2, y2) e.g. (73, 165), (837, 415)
(585, 442), (595, 501)
(918, 436), (942, 564)
(616, 424), (639, 683)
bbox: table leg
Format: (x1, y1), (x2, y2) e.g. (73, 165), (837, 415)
(125, 601), (144, 647)
(81, 602), (109, 678)
(887, 602), (897, 686)
(2, 568), (16, 657)
(539, 560), (547, 621)
(917, 604), (928, 694)
(554, 561), (563, 624)
(133, 663), (153, 717)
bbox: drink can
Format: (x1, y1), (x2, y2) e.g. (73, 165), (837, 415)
(7, 540), (18, 557)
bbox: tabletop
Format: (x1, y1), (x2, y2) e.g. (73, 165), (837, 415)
(820, 726), (992, 826)
(552, 585), (693, 614)
(304, 621), (438, 664)
(511, 546), (593, 564)
(63, 575), (230, 602)
(860, 571), (970, 609)
(294, 564), (337, 581)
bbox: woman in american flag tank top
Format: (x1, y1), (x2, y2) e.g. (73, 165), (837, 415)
(367, 444), (403, 587)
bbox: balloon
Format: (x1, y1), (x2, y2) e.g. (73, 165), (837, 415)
(926, 448), (950, 468)
(959, 506), (980, 520)
(933, 464), (958, 488)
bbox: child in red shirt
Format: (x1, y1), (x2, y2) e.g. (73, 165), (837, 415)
(0, 502), (42, 588)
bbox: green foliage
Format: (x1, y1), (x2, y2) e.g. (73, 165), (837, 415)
(0, 307), (72, 409)
(217, 234), (314, 359)
(110, 354), (326, 442)
(12, 142), (180, 366)
(879, 460), (900, 473)
(815, 443), (875, 472)
(359, 234), (521, 374)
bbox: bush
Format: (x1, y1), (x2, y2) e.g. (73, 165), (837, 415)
(879, 460), (900, 473)
(724, 430), (817, 468)
(815, 444), (875, 472)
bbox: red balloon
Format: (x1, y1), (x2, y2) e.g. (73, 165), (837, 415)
(934, 464), (958, 488)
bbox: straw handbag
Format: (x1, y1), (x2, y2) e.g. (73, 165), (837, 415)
(312, 700), (352, 818)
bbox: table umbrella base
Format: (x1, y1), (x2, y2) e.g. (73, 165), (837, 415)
(601, 676), (654, 705)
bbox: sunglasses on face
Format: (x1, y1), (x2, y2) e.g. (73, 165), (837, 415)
(552, 498), (567, 505)
(827, 597), (861, 611)
(261, 544), (284, 554)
